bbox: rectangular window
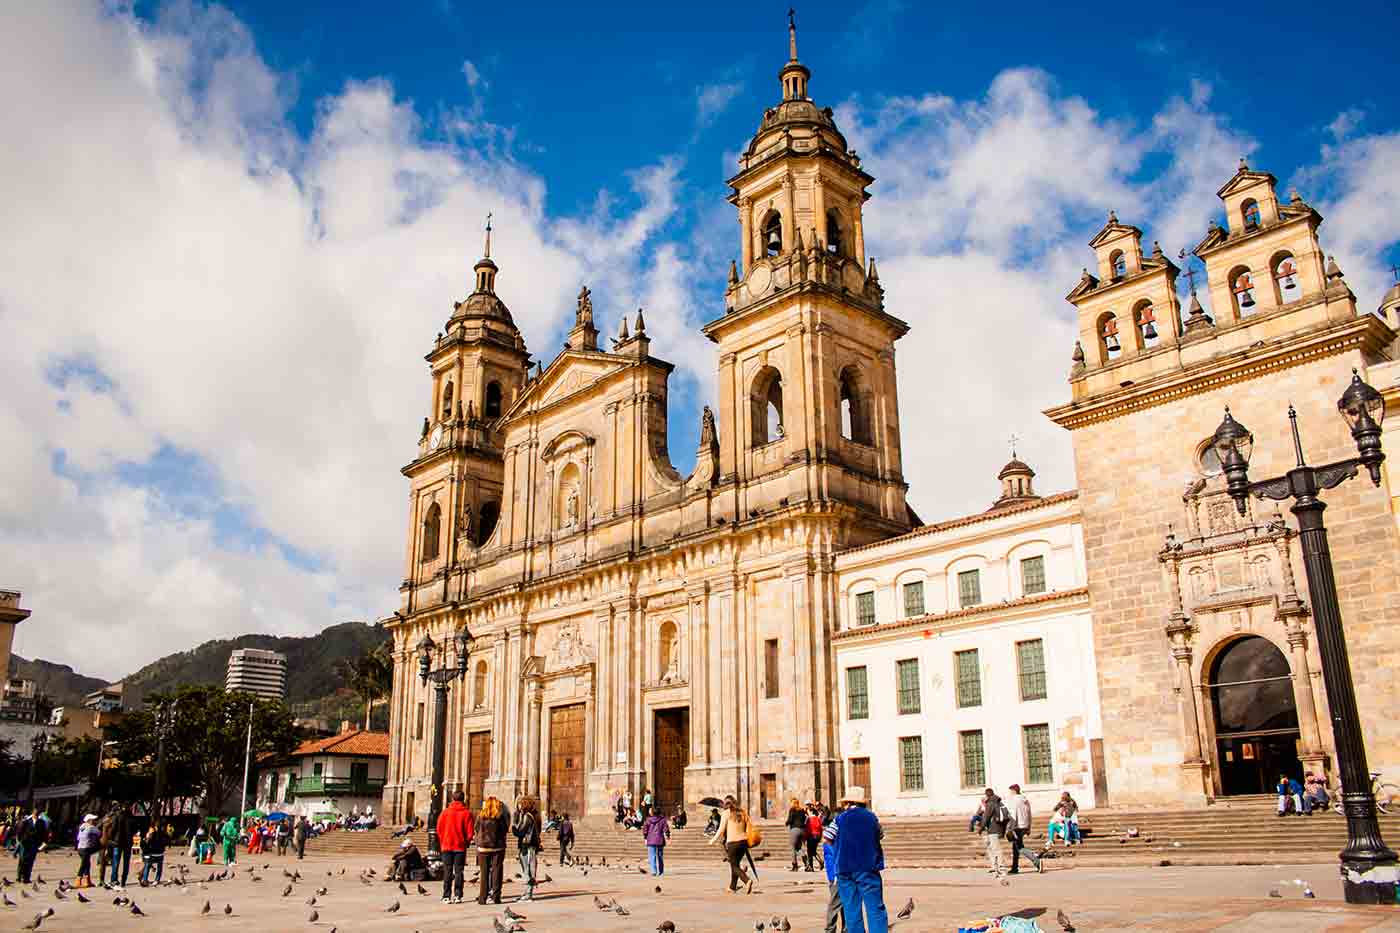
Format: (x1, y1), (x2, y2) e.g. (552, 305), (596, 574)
(846, 666), (869, 720)
(902, 581), (925, 617)
(312, 762), (323, 777)
(849, 757), (871, 791)
(899, 736), (925, 792)
(958, 569), (982, 608)
(1017, 639), (1048, 701)
(764, 638), (780, 699)
(415, 702), (425, 740)
(1021, 556), (1046, 595)
(1023, 723), (1053, 785)
(959, 730), (986, 788)
(856, 591), (876, 627)
(896, 658), (921, 714)
(954, 649), (982, 708)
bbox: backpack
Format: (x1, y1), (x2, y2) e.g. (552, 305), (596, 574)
(806, 815), (822, 838)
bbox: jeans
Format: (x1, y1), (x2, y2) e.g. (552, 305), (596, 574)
(724, 841), (750, 890)
(17, 847), (38, 883)
(1277, 793), (1304, 814)
(77, 847), (96, 880)
(1010, 828), (1040, 871)
(789, 828), (806, 868)
(517, 846), (538, 899)
(139, 854), (164, 885)
(968, 812), (983, 832)
(825, 878), (845, 933)
(441, 849), (465, 900)
(476, 850), (504, 904)
(647, 844), (665, 876)
(837, 869), (889, 933)
(559, 841), (571, 865)
(108, 846), (132, 886)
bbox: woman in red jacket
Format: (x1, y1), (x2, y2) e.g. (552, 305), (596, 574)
(435, 790), (475, 904)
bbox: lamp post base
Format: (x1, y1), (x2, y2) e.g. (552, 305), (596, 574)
(1342, 859), (1400, 905)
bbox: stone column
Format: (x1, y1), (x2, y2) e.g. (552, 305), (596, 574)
(739, 197), (752, 273)
(526, 679), (543, 795)
(812, 177), (826, 249)
(852, 211), (866, 266)
(781, 176), (795, 254)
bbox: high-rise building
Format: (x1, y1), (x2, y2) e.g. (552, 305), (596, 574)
(225, 648), (288, 702)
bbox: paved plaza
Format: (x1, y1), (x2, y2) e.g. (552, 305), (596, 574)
(6, 849), (1400, 932)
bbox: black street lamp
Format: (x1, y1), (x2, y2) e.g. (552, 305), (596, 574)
(24, 732), (48, 810)
(1214, 370), (1397, 905)
(151, 702), (177, 824)
(417, 626), (472, 864)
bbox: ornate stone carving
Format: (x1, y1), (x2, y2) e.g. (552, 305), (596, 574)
(548, 620), (594, 672)
(700, 405), (717, 450)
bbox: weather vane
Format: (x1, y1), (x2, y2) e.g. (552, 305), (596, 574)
(1009, 433), (1020, 457)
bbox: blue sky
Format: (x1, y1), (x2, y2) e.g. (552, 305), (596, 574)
(3, 1), (1399, 677)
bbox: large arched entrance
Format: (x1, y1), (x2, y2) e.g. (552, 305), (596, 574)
(1209, 635), (1303, 795)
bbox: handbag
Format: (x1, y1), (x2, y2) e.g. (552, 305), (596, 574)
(746, 824), (763, 847)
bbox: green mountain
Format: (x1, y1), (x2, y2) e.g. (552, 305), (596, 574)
(11, 622), (393, 729)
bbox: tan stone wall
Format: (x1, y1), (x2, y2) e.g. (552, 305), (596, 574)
(1072, 347), (1400, 804)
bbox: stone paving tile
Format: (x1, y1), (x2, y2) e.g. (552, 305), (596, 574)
(8, 851), (1400, 932)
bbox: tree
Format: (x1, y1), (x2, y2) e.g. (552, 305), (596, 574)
(108, 684), (301, 817)
(335, 643), (392, 730)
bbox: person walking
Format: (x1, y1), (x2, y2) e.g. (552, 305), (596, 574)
(219, 814), (240, 867)
(436, 790), (474, 904)
(293, 816), (309, 860)
(706, 795), (754, 894)
(1006, 784), (1043, 874)
(805, 804), (824, 871)
(139, 823), (168, 885)
(15, 810), (48, 885)
(108, 804), (133, 889)
(642, 805), (670, 876)
(97, 809), (116, 885)
(557, 813), (575, 865)
(978, 788), (1010, 880)
(474, 796), (509, 906)
(785, 799), (807, 871)
(832, 786), (888, 933)
(274, 817), (289, 856)
(512, 795), (541, 902)
(75, 814), (101, 888)
(822, 820), (844, 933)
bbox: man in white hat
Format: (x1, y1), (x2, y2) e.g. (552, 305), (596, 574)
(832, 786), (889, 933)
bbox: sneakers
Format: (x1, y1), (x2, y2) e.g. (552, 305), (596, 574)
(441, 897), (450, 904)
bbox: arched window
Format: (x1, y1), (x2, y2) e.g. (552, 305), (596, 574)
(762, 211), (783, 258)
(473, 660), (488, 709)
(1272, 252), (1300, 304)
(1110, 250), (1127, 280)
(1231, 267), (1257, 315)
(826, 209), (844, 256)
(477, 501), (500, 547)
(421, 502), (442, 562)
(750, 366), (785, 445)
(657, 621), (678, 680)
(1133, 301), (1160, 349)
(484, 381), (502, 419)
(1098, 313), (1121, 361)
(839, 367), (871, 444)
(1241, 199), (1261, 231)
(441, 380), (454, 419)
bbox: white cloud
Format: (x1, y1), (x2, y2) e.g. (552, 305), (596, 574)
(695, 81), (742, 130)
(462, 60), (486, 90)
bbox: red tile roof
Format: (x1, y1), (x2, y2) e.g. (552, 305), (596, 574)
(290, 730), (390, 758)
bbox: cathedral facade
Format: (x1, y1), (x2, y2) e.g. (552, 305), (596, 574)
(382, 25), (1400, 822)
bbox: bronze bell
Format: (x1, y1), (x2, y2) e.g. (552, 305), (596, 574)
(767, 229), (782, 253)
(1240, 289), (1256, 308)
(1104, 333), (1121, 352)
(1142, 321), (1158, 340)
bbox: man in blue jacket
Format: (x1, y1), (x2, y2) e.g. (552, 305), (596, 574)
(832, 786), (888, 933)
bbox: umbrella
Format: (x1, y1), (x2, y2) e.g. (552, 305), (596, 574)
(698, 797), (724, 808)
(244, 809), (266, 819)
(265, 812), (288, 821)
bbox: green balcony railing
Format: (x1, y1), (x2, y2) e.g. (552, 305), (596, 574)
(289, 776), (386, 798)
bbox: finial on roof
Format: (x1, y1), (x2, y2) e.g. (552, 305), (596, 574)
(1290, 187), (1303, 204)
(788, 7), (798, 61)
(635, 307), (646, 334)
(1326, 255), (1345, 281)
(619, 315), (630, 340)
(1071, 340), (1085, 364)
(729, 259), (739, 285)
(1108, 209), (1118, 224)
(1239, 156), (1249, 171)
(1152, 240), (1163, 260)
(484, 211), (493, 259)
(1009, 433), (1020, 459)
(867, 257), (879, 282)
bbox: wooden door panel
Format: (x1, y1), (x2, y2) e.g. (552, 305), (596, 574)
(467, 731), (490, 812)
(549, 704), (586, 817)
(653, 708), (689, 815)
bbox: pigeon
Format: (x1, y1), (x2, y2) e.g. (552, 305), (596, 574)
(506, 923), (526, 933)
(224, 903), (233, 915)
(778, 919), (791, 931)
(386, 899), (401, 913)
(306, 896), (317, 906)
(315, 887), (327, 896)
(657, 923), (676, 933)
(897, 899), (914, 920)
(201, 900), (211, 915)
(52, 890), (65, 901)
(1056, 908), (1075, 932)
(20, 888), (30, 898)
(42, 908), (53, 918)
(492, 920), (508, 933)
(1303, 887), (1316, 899)
(504, 906), (526, 920)
(308, 910), (319, 922)
(593, 896), (609, 910)
(654, 885), (662, 894)
(20, 913), (41, 930)
(130, 902), (145, 916)
(639, 867), (647, 874)
(2, 893), (13, 907)
(1268, 889), (1282, 898)
(76, 891), (90, 904)
(615, 902), (630, 916)
(416, 883), (428, 895)
(754, 922), (765, 932)
(398, 882), (408, 896)
(282, 884), (293, 897)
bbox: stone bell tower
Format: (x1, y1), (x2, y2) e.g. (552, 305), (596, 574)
(703, 11), (911, 537)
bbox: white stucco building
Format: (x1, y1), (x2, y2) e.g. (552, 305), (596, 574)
(256, 728), (389, 821)
(832, 457), (1103, 816)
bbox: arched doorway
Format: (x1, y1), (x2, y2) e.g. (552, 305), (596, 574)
(1209, 635), (1303, 795)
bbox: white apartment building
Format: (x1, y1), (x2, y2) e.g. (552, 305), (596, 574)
(226, 648), (288, 702)
(832, 457), (1103, 816)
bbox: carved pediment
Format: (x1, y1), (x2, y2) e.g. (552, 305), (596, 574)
(506, 351), (629, 418)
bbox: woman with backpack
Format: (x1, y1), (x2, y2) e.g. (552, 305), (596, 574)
(707, 795), (756, 894)
(785, 799), (807, 871)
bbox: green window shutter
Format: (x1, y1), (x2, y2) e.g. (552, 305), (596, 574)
(902, 581), (925, 617)
(958, 570), (982, 607)
(1017, 639), (1048, 701)
(856, 592), (876, 626)
(1021, 556), (1046, 595)
(899, 736), (924, 792)
(846, 667), (869, 720)
(1023, 723), (1053, 785)
(959, 730), (985, 788)
(896, 658), (921, 714)
(954, 649), (982, 708)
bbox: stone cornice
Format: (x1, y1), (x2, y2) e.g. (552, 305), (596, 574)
(1045, 316), (1392, 430)
(832, 587), (1090, 644)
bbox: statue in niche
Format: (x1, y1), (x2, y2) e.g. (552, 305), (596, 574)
(565, 490), (579, 527)
(576, 285), (594, 325)
(700, 405), (717, 449)
(461, 503), (474, 539)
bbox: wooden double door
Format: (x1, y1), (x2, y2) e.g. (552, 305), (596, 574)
(465, 731), (490, 811)
(549, 704), (587, 818)
(653, 708), (690, 815)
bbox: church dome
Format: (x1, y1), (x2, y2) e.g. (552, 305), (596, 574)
(997, 457), (1033, 480)
(449, 237), (516, 327)
(990, 451), (1041, 511)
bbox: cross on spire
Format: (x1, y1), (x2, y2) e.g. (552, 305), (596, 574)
(1178, 248), (1201, 293)
(788, 8), (798, 61)
(1009, 433), (1020, 458)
